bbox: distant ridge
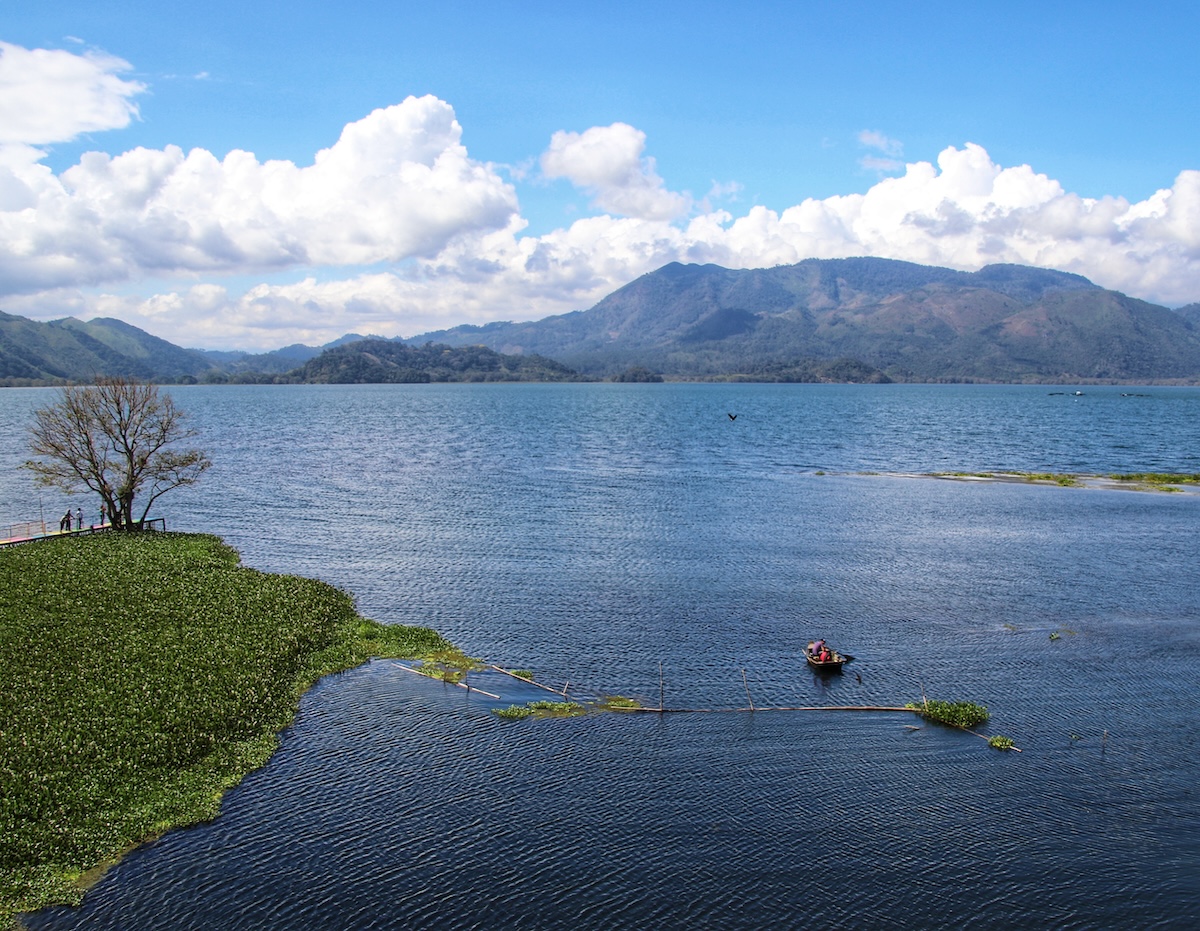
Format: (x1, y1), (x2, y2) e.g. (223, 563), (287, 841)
(3, 259), (1200, 384)
(411, 258), (1200, 383)
(0, 312), (217, 385)
(0, 310), (582, 386)
(0, 314), (366, 386)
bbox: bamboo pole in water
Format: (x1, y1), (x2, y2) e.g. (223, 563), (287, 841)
(392, 661), (500, 698)
(741, 668), (755, 711)
(611, 705), (914, 714)
(400, 661), (1022, 751)
(487, 664), (571, 697)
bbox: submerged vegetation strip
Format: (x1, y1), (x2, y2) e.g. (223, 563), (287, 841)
(0, 533), (452, 926)
(927, 470), (1200, 490)
(485, 685), (1021, 752)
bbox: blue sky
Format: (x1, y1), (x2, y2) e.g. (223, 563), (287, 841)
(2, 1), (1199, 349)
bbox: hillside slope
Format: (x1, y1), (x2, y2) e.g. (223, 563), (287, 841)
(413, 259), (1200, 381)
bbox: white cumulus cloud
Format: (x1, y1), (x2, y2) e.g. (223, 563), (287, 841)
(540, 122), (691, 221)
(2, 42), (1199, 352)
(0, 41), (145, 145)
(0, 87), (518, 295)
(10, 141), (1200, 351)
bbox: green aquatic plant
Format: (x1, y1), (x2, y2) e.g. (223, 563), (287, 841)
(493, 699), (586, 720)
(1108, 472), (1200, 485)
(493, 704), (534, 720)
(0, 532), (451, 924)
(988, 735), (1015, 751)
(907, 699), (990, 729)
(418, 648), (484, 684)
(1031, 472), (1078, 486)
(996, 470), (1078, 486)
(509, 669), (534, 681)
(527, 700), (585, 717)
(597, 695), (642, 710)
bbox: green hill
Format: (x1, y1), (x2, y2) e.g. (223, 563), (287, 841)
(5, 259), (1200, 385)
(0, 313), (218, 385)
(413, 259), (1200, 382)
(284, 338), (582, 383)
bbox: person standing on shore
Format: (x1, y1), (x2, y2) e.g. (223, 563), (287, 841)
(75, 508), (83, 530)
(60, 510), (72, 532)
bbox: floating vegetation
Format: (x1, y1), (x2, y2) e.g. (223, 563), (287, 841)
(932, 469), (1081, 486)
(1014, 471), (1079, 486)
(417, 648), (484, 684)
(493, 699), (586, 720)
(988, 735), (1015, 751)
(1108, 472), (1200, 485)
(596, 695), (642, 711)
(509, 669), (534, 681)
(493, 704), (534, 720)
(907, 699), (990, 729)
(528, 699), (585, 716)
(0, 532), (452, 924)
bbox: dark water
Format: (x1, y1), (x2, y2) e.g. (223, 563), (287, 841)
(2, 383), (1199, 929)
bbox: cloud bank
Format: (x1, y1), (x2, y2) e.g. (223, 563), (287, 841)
(1, 42), (1198, 350)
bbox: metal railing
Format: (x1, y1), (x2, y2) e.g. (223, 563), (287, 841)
(1, 516), (167, 547)
(2, 520), (49, 542)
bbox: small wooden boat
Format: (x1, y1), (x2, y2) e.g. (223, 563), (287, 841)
(806, 641), (849, 671)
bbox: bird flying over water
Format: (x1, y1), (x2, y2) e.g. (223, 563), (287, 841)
(728, 413), (737, 420)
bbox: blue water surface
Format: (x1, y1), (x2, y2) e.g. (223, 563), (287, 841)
(2, 383), (1198, 929)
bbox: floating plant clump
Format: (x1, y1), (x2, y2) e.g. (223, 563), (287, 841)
(908, 699), (990, 729)
(492, 699), (586, 720)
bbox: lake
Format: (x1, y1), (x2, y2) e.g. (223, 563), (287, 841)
(3, 383), (1199, 929)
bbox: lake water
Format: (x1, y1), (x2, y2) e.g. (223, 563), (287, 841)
(3, 383), (1199, 929)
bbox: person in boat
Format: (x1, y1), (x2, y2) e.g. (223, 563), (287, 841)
(811, 639), (826, 658)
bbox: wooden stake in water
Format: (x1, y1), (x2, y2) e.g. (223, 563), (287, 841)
(742, 668), (755, 711)
(659, 662), (665, 713)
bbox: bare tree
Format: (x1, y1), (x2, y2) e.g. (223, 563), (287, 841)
(25, 377), (212, 530)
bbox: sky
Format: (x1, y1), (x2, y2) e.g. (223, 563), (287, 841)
(2, 1), (1199, 351)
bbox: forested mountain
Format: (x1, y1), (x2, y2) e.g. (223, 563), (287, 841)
(0, 313), (380, 385)
(284, 339), (581, 383)
(4, 258), (1200, 385)
(0, 312), (218, 385)
(0, 313), (581, 385)
(413, 258), (1200, 382)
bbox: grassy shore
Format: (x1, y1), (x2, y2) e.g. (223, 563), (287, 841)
(0, 532), (453, 926)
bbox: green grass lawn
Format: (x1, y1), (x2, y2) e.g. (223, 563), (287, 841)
(0, 532), (451, 925)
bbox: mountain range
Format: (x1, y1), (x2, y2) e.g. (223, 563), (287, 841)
(411, 258), (1200, 383)
(3, 258), (1200, 385)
